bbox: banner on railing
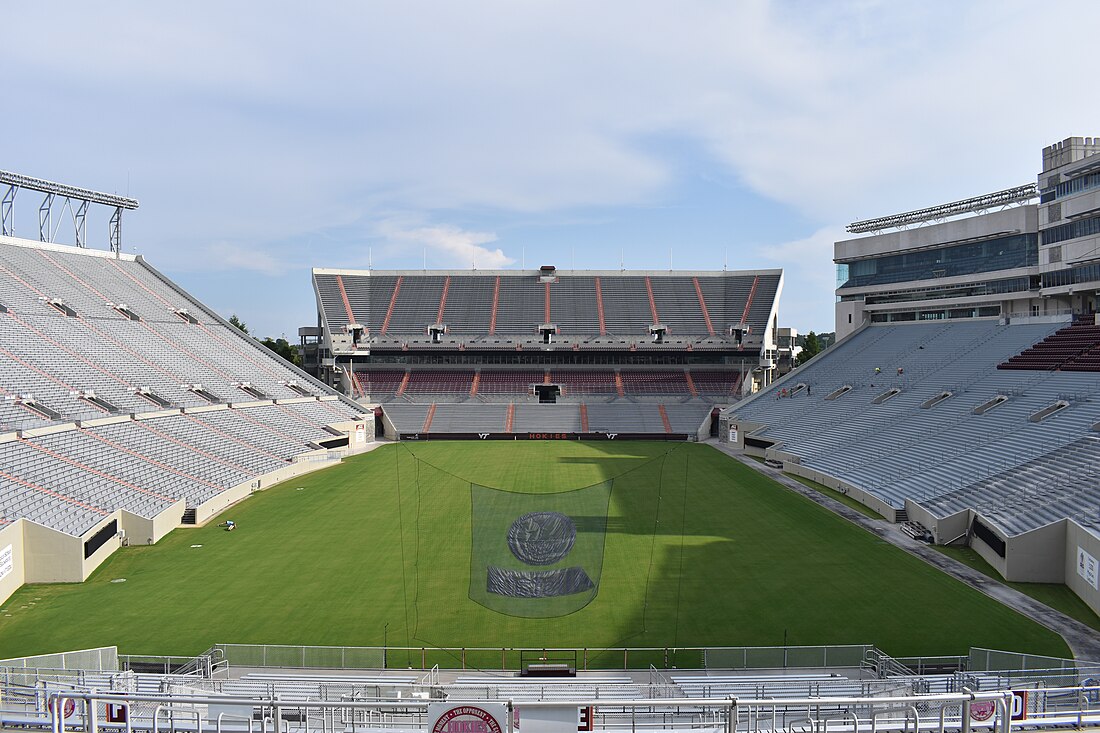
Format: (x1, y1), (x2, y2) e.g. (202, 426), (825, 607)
(1011, 691), (1029, 721)
(429, 703), (507, 733)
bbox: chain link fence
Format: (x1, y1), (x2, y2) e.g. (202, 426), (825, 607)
(0, 646), (117, 672)
(969, 647), (1100, 688)
(704, 644), (872, 669)
(214, 643), (876, 671)
(216, 644), (385, 669)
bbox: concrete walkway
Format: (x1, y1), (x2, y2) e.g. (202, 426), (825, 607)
(707, 441), (1100, 662)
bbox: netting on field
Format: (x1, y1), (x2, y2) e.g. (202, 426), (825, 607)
(469, 481), (612, 618)
(402, 442), (679, 651)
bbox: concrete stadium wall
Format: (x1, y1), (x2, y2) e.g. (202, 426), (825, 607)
(760, 447), (897, 521)
(0, 522), (26, 608)
(194, 481), (253, 527)
(327, 417), (376, 452)
(119, 501), (186, 546)
(968, 515), (1067, 584)
(81, 516), (123, 581)
(775, 460), (897, 522)
(835, 300), (863, 341)
(723, 419), (767, 449)
(0, 513), (125, 602)
(153, 500), (186, 540)
(1064, 521), (1100, 618)
(905, 503), (970, 545)
(1004, 521), (1066, 583)
(23, 521), (83, 582)
(22, 513), (121, 584)
(379, 412), (400, 440)
(693, 411), (714, 442)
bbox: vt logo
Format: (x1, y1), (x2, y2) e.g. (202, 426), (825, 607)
(468, 481), (611, 618)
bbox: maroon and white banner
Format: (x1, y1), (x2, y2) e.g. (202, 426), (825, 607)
(429, 704), (508, 733)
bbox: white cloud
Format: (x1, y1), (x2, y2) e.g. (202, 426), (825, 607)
(167, 241), (295, 277)
(4, 0), (1100, 335)
(756, 226), (849, 333)
(377, 222), (514, 270)
(7, 1), (1099, 231)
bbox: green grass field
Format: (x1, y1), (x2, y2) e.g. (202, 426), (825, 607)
(0, 441), (1071, 663)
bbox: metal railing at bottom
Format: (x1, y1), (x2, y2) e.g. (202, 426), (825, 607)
(28, 684), (1100, 733)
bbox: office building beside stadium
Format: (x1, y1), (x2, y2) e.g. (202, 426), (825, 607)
(836, 136), (1100, 340)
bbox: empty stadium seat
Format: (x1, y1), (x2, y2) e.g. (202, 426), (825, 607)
(0, 238), (370, 538)
(728, 319), (1100, 535)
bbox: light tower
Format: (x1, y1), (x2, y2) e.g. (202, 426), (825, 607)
(0, 170), (140, 254)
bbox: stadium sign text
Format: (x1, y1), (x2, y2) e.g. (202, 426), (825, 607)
(0, 544), (12, 582)
(1078, 547), (1099, 590)
(1011, 691), (1029, 721)
(430, 705), (506, 733)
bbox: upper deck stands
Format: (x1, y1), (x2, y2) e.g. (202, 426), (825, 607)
(548, 276), (602, 334)
(386, 276), (446, 333)
(598, 276), (654, 334)
(442, 275), (499, 333)
(313, 269), (782, 345)
(0, 237), (343, 429)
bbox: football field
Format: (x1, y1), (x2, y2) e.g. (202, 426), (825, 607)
(0, 441), (1070, 662)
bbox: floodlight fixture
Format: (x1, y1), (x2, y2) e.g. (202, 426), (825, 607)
(847, 184), (1037, 234)
(0, 169), (140, 253)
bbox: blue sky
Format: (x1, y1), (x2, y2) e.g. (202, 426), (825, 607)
(4, 1), (1100, 338)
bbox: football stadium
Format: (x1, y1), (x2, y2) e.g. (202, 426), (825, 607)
(5, 139), (1100, 733)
